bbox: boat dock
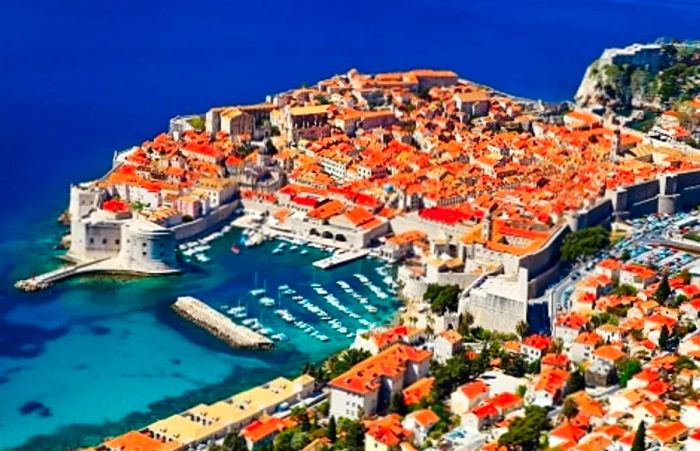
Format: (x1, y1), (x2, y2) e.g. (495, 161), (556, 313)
(172, 296), (273, 350)
(312, 250), (370, 270)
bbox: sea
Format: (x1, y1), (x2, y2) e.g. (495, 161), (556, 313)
(1, 0), (699, 449)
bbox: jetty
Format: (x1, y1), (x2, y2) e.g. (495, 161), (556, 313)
(312, 249), (370, 270)
(172, 296), (273, 349)
(14, 258), (110, 292)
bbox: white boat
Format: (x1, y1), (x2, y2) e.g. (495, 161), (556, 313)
(272, 248), (283, 255)
(290, 245), (298, 251)
(259, 327), (274, 336)
(318, 335), (329, 342)
(300, 249), (309, 255)
(259, 297), (275, 307)
(249, 288), (266, 297)
(242, 318), (257, 326)
(365, 305), (378, 313)
(271, 333), (288, 342)
(278, 284), (290, 290)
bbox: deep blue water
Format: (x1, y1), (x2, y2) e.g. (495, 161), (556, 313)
(1, 0), (699, 449)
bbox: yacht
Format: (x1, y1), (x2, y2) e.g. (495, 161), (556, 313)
(249, 288), (266, 297)
(259, 297), (275, 307)
(271, 333), (288, 342)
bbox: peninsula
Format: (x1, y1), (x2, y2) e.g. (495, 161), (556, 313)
(18, 50), (700, 338)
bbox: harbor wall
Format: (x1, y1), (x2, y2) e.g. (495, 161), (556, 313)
(172, 296), (273, 349)
(172, 200), (241, 241)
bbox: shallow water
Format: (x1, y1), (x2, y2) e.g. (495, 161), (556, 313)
(0, 224), (398, 449)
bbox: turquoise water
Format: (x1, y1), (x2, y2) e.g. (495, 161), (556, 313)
(0, 220), (398, 450)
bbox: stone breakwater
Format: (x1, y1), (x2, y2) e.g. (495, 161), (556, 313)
(172, 296), (273, 349)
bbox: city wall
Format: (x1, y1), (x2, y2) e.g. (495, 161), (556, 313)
(172, 200), (241, 241)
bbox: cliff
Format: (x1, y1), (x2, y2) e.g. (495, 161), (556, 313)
(575, 41), (700, 113)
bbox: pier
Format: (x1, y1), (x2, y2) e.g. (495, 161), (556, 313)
(14, 259), (109, 292)
(172, 296), (273, 349)
(312, 250), (370, 270)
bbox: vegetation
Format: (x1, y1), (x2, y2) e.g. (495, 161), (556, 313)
(187, 116), (205, 131)
(658, 325), (670, 350)
(498, 405), (551, 451)
(302, 348), (371, 383)
(617, 358), (642, 388)
(631, 421), (646, 451)
(654, 274), (671, 304)
(612, 284), (637, 296)
(388, 392), (408, 416)
(560, 226), (610, 262)
(431, 352), (487, 400)
(561, 397), (579, 419)
(209, 433), (248, 451)
(500, 353), (528, 378)
(424, 284), (461, 314)
(515, 320), (529, 338)
(564, 370), (586, 395)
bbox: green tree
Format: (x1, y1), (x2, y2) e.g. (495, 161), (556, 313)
(612, 284), (637, 296)
(675, 355), (697, 370)
(617, 358), (642, 388)
(342, 421), (365, 451)
(389, 392), (408, 416)
(498, 405), (551, 451)
(291, 431), (310, 450)
(327, 416), (337, 442)
(501, 353), (528, 378)
(273, 428), (296, 451)
(424, 284), (461, 314)
(659, 325), (670, 350)
(565, 370), (586, 395)
(458, 311), (474, 335)
(631, 421), (646, 451)
(562, 397), (579, 419)
(516, 321), (529, 338)
(560, 226), (610, 262)
(654, 274), (671, 304)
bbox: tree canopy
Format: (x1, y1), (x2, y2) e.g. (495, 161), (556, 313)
(498, 405), (550, 450)
(560, 226), (610, 262)
(424, 284), (461, 314)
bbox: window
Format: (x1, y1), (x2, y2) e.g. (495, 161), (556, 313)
(102, 238), (107, 245)
(89, 238), (94, 244)
(142, 251), (147, 256)
(142, 242), (147, 247)
(115, 239), (120, 245)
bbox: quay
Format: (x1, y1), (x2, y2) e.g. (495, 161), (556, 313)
(312, 249), (370, 270)
(172, 296), (273, 349)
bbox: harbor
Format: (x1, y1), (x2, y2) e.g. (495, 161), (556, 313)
(172, 296), (274, 350)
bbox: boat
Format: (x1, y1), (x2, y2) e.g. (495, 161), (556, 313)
(317, 335), (329, 342)
(249, 288), (266, 297)
(278, 284), (290, 290)
(271, 333), (288, 342)
(259, 327), (274, 336)
(259, 297), (275, 307)
(272, 248), (283, 255)
(300, 249), (309, 255)
(365, 305), (378, 313)
(290, 245), (298, 251)
(231, 244), (241, 254)
(241, 318), (257, 326)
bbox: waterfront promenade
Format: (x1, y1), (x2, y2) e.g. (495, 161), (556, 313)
(172, 296), (273, 350)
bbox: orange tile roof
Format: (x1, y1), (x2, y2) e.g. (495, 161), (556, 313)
(329, 344), (431, 395)
(402, 377), (434, 405)
(102, 431), (181, 451)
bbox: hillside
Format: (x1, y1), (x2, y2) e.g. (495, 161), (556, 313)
(575, 41), (700, 113)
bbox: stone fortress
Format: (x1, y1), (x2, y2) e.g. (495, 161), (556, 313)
(66, 183), (179, 274)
